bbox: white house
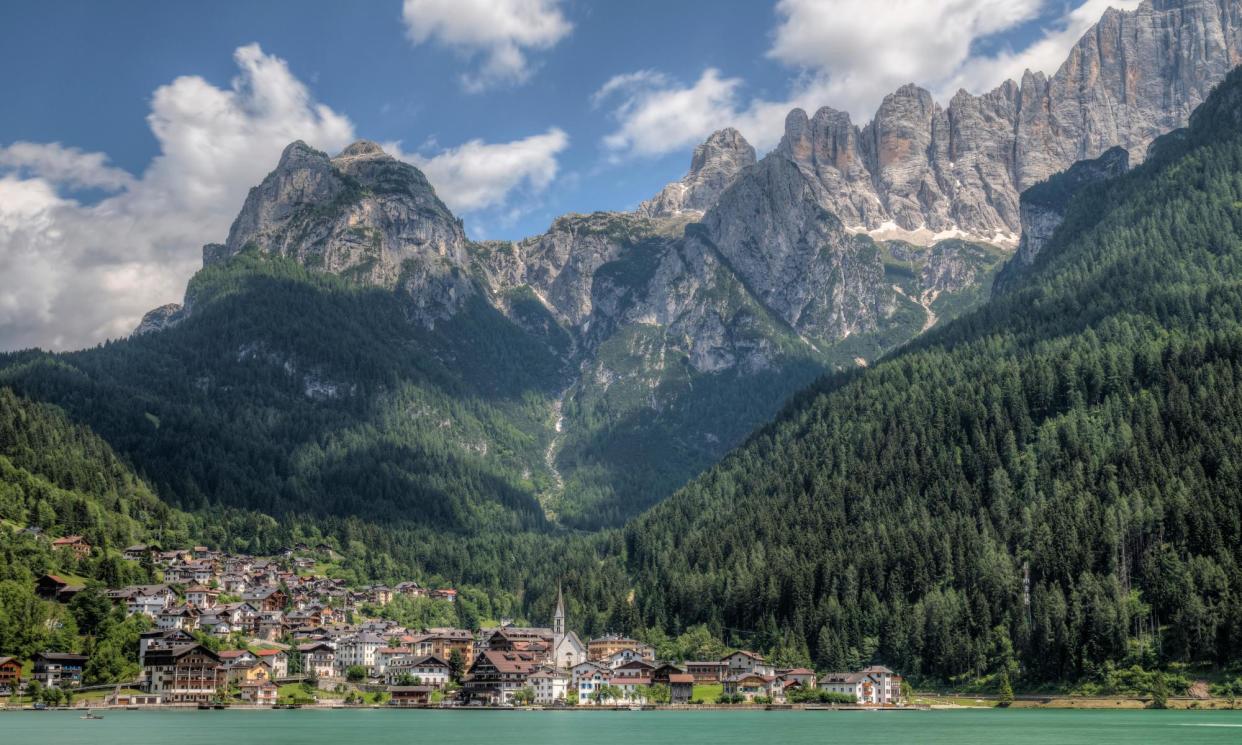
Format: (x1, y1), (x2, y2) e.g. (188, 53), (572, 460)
(336, 631), (387, 675)
(818, 665), (903, 704)
(385, 654), (451, 687)
(576, 667), (609, 705)
(529, 669), (570, 704)
(722, 650), (774, 677)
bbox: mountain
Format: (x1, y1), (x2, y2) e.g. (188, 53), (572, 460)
(638, 128), (757, 218)
(703, 0), (1242, 246)
(624, 66), (1242, 682)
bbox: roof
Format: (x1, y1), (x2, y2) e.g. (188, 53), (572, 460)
(685, 660), (725, 666)
(253, 648), (285, 657)
(34, 652), (89, 663)
(723, 650), (764, 661)
(474, 649), (542, 674)
(388, 686), (435, 693)
(0, 656), (19, 667)
(143, 644), (220, 666)
(668, 674), (696, 684)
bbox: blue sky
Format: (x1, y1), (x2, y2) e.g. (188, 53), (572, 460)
(0, 0), (1137, 351)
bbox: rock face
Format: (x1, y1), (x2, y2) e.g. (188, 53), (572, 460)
(132, 303), (186, 336)
(638, 128), (757, 217)
(754, 0), (1242, 243)
(208, 139), (471, 321)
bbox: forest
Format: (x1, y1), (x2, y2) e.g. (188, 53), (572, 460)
(624, 68), (1242, 685)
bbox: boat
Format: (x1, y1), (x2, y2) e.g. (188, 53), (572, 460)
(80, 712), (104, 720)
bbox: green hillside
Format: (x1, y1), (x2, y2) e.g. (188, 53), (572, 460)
(624, 69), (1242, 684)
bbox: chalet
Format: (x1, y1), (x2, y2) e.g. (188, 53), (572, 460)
(429, 588), (456, 602)
(35, 574), (84, 602)
(243, 587), (287, 612)
(723, 672), (779, 702)
(224, 659), (272, 685)
(109, 584), (174, 617)
(239, 680), (278, 705)
(385, 654), (450, 687)
(388, 685), (434, 706)
(650, 663), (686, 685)
(217, 649), (257, 667)
(0, 656), (22, 692)
(256, 610), (285, 641)
(220, 574), (249, 594)
(32, 652), (88, 689)
(394, 581), (425, 598)
(253, 648), (289, 678)
(123, 544), (157, 561)
(612, 659), (656, 679)
(722, 650), (775, 677)
(818, 665), (903, 705)
(778, 667), (817, 692)
(668, 673), (695, 704)
(156, 606), (199, 631)
(611, 674), (653, 704)
(192, 546), (211, 560)
(297, 642), (336, 678)
(51, 535), (91, 558)
(464, 650), (542, 704)
(529, 668), (569, 704)
(144, 643), (222, 704)
(684, 660), (726, 682)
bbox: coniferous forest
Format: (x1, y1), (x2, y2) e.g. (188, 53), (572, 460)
(7, 62), (1242, 694)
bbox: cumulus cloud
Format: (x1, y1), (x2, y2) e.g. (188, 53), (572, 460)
(0, 43), (567, 352)
(597, 1), (1132, 160)
(401, 0), (572, 91)
(0, 142), (135, 191)
(393, 128), (569, 213)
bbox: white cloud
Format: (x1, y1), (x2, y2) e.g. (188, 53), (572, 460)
(401, 0), (572, 91)
(0, 142), (135, 191)
(0, 43), (569, 352)
(943, 0), (1144, 95)
(597, 1), (1140, 161)
(393, 128), (569, 213)
(593, 67), (831, 158)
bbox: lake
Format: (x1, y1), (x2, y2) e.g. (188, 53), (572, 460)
(1, 708), (1240, 745)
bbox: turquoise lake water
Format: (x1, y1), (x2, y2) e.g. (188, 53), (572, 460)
(1, 708), (1240, 745)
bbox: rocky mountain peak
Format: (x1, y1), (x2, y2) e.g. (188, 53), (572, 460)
(637, 127), (756, 218)
(336, 140), (386, 159)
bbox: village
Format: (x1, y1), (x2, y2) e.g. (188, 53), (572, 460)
(0, 537), (905, 710)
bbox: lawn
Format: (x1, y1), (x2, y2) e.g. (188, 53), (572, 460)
(692, 684), (722, 702)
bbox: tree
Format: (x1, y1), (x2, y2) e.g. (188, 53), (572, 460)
(345, 665), (368, 682)
(1149, 674), (1169, 710)
(448, 649), (465, 683)
(997, 673), (1014, 707)
(512, 686), (535, 706)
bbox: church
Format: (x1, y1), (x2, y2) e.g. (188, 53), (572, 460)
(550, 584), (587, 670)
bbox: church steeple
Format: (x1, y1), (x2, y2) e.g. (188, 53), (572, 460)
(553, 582), (566, 635)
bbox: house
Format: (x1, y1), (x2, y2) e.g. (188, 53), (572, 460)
(385, 654), (450, 687)
(144, 643), (222, 704)
(575, 666), (609, 705)
(123, 544), (157, 561)
(723, 672), (779, 702)
(51, 535), (91, 558)
(416, 627), (475, 667)
(253, 648), (289, 678)
(651, 663), (685, 685)
(777, 667), (817, 692)
(224, 659), (272, 685)
(429, 588), (456, 602)
(35, 574), (84, 602)
(588, 634), (642, 662)
(818, 666), (903, 705)
(394, 581), (425, 598)
(685, 660), (726, 682)
(109, 584), (175, 617)
(239, 680), (278, 705)
(611, 674), (653, 704)
(375, 646), (412, 676)
(722, 650), (775, 677)
(612, 659), (655, 678)
(336, 632), (386, 675)
(297, 642), (336, 679)
(32, 652), (88, 689)
(669, 673), (695, 704)
(529, 668), (569, 704)
(156, 606), (199, 631)
(464, 650), (542, 704)
(184, 584), (220, 609)
(243, 587), (287, 612)
(0, 656), (22, 692)
(388, 685), (434, 706)
(138, 628), (195, 670)
(607, 649), (655, 670)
